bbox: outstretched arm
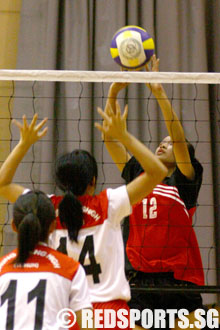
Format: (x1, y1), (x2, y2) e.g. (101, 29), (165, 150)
(95, 103), (167, 206)
(145, 55), (195, 180)
(0, 114), (48, 203)
(103, 82), (131, 172)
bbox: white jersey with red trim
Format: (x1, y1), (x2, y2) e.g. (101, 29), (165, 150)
(0, 244), (91, 330)
(49, 185), (132, 303)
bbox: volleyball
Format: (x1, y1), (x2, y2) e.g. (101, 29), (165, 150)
(110, 25), (155, 69)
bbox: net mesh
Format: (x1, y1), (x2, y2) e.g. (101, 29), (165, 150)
(0, 70), (219, 305)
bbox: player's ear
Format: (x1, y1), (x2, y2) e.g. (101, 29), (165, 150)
(48, 219), (56, 234)
(11, 220), (18, 233)
(91, 176), (96, 187)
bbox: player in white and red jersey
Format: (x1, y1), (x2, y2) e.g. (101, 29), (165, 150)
(49, 186), (131, 303)
(0, 106), (167, 329)
(0, 190), (92, 330)
(103, 56), (207, 329)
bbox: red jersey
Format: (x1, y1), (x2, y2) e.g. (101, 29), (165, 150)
(126, 183), (204, 286)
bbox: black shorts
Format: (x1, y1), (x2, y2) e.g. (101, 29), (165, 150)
(127, 271), (207, 329)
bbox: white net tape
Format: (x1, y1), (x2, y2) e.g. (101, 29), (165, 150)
(0, 70), (220, 84)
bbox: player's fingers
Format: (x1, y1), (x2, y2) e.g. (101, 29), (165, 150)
(145, 63), (149, 72)
(38, 127), (48, 138)
(151, 54), (155, 65)
(156, 58), (160, 69)
(35, 118), (48, 131)
(152, 55), (159, 71)
(152, 54), (158, 62)
(94, 122), (105, 133)
(105, 102), (114, 115)
(97, 107), (112, 124)
(122, 104), (128, 120)
(12, 119), (23, 130)
(22, 115), (28, 129)
(104, 103), (111, 116)
(107, 104), (114, 116)
(115, 101), (121, 118)
(29, 113), (38, 129)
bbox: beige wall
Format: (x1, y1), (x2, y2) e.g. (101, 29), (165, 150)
(0, 0), (22, 255)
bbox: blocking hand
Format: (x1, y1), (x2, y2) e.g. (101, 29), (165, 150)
(95, 101), (128, 142)
(13, 113), (48, 148)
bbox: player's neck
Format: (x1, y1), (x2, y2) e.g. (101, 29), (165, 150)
(84, 178), (96, 196)
(38, 242), (48, 246)
(166, 166), (176, 177)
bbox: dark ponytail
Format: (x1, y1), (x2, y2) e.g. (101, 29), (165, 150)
(55, 149), (98, 242)
(13, 191), (55, 265)
(14, 213), (41, 265)
(59, 191), (83, 242)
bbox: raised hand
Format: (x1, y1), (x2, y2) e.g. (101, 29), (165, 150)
(13, 113), (48, 148)
(145, 54), (163, 95)
(0, 114), (48, 202)
(95, 101), (128, 142)
(105, 81), (128, 115)
(107, 81), (129, 100)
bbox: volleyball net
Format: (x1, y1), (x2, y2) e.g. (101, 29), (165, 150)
(0, 70), (219, 305)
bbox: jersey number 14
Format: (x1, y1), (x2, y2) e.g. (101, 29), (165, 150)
(57, 235), (102, 284)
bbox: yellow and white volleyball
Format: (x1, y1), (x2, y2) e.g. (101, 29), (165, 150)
(110, 25), (155, 69)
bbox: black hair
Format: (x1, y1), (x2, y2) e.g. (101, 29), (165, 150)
(55, 149), (98, 242)
(122, 140), (196, 183)
(13, 190), (55, 265)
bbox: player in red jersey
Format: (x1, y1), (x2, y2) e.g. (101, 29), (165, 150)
(0, 105), (167, 329)
(103, 55), (207, 329)
(0, 190), (92, 330)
